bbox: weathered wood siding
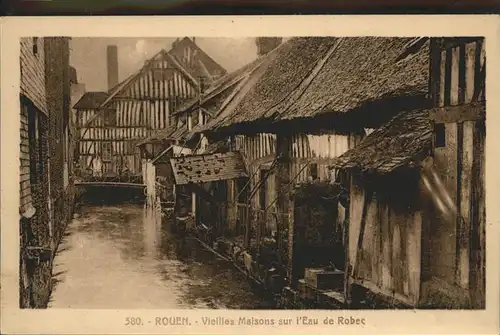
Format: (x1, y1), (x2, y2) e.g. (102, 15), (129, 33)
(421, 38), (486, 308)
(19, 103), (33, 214)
(347, 38), (486, 308)
(349, 172), (422, 306)
(20, 37), (47, 115)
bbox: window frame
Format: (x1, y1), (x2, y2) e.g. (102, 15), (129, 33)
(101, 142), (113, 162)
(434, 123), (446, 148)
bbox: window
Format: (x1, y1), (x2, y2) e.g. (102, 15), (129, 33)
(309, 163), (318, 180)
(103, 110), (117, 127)
(32, 37), (38, 56)
(201, 111), (207, 125)
(102, 142), (113, 161)
(434, 123), (446, 148)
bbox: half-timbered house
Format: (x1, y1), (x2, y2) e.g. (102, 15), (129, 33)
(329, 37), (486, 309)
(175, 37), (430, 293)
(74, 37), (226, 181)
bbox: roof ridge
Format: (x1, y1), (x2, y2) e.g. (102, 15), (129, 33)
(163, 52), (200, 87)
(210, 41), (290, 128)
(170, 37), (227, 75)
(101, 48), (167, 107)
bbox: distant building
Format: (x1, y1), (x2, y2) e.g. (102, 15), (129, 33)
(73, 37), (227, 180)
(70, 67), (86, 165)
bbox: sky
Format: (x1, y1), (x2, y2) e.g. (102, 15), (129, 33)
(70, 37), (259, 92)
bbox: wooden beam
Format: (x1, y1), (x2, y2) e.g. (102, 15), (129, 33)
(429, 103), (485, 124)
(441, 38), (484, 51)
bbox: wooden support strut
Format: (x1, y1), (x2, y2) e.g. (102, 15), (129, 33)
(429, 103), (485, 124)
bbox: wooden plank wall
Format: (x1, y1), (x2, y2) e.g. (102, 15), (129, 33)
(349, 173), (423, 306)
(20, 38), (47, 115)
(423, 38), (486, 307)
(76, 52), (198, 176)
(19, 103), (33, 214)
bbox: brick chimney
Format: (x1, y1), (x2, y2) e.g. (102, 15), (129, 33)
(255, 37), (283, 56)
(106, 45), (119, 90)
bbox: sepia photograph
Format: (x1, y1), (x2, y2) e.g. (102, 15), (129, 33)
(2, 15), (499, 335)
(18, 34), (486, 310)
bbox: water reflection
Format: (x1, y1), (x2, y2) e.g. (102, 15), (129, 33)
(49, 203), (275, 309)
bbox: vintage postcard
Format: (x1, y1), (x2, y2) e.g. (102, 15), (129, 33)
(1, 15), (499, 334)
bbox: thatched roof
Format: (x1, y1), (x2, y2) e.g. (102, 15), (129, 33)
(328, 107), (433, 174)
(173, 55), (267, 117)
(196, 37), (429, 134)
(214, 37), (338, 128)
(277, 37), (429, 120)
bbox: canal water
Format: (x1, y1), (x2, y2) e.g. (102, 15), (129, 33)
(49, 202), (277, 309)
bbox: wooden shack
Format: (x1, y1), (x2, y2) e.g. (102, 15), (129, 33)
(330, 37), (486, 308)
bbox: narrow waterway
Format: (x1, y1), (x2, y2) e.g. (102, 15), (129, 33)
(49, 202), (276, 309)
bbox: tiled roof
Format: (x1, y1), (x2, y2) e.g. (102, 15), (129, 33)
(170, 151), (247, 185)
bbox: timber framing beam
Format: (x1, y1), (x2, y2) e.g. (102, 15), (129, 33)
(440, 37), (485, 50)
(429, 102), (485, 124)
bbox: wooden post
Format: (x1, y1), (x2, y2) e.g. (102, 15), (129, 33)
(276, 132), (292, 285)
(227, 180), (237, 235)
(244, 201), (251, 248)
(469, 39), (486, 309)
